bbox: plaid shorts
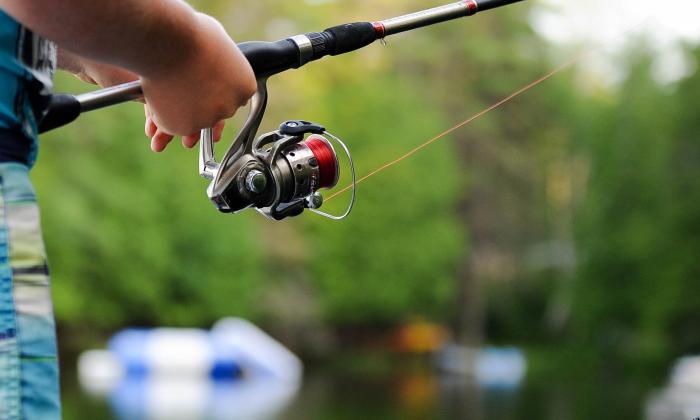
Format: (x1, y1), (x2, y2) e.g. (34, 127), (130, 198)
(0, 163), (60, 419)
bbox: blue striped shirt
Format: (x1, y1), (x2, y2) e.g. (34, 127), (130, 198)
(0, 10), (56, 165)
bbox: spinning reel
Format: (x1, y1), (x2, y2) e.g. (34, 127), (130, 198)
(199, 81), (355, 221)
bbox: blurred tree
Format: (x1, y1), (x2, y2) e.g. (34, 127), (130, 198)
(570, 45), (700, 369)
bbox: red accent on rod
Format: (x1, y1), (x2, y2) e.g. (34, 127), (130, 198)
(464, 0), (479, 15)
(306, 136), (339, 190)
(372, 21), (386, 39)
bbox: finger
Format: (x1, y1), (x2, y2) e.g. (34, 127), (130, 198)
(145, 116), (158, 138)
(151, 130), (174, 153)
(144, 106), (158, 137)
(182, 133), (200, 149)
(213, 120), (226, 143)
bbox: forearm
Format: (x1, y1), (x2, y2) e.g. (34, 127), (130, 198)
(2, 0), (256, 138)
(57, 48), (84, 74)
(0, 0), (202, 79)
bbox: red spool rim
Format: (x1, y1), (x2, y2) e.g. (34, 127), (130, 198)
(306, 135), (339, 190)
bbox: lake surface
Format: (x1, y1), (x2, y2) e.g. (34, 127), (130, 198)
(59, 354), (678, 420)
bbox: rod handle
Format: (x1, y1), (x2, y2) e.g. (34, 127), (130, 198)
(38, 94), (82, 134)
(318, 22), (377, 57)
(238, 39), (300, 78)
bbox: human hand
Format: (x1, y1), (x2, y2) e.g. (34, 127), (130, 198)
(144, 107), (226, 152)
(60, 37), (241, 152)
(139, 13), (256, 148)
(79, 59), (228, 151)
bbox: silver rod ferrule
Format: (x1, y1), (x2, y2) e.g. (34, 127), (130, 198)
(377, 1), (478, 37)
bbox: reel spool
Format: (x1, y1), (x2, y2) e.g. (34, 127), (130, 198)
(198, 81), (355, 221)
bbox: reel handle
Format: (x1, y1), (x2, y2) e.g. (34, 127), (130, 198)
(199, 128), (217, 179)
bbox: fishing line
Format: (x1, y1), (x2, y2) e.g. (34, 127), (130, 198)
(326, 19), (651, 203)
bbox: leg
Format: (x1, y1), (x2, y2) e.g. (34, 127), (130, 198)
(0, 163), (61, 419)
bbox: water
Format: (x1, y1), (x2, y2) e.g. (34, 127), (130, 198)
(60, 355), (664, 420)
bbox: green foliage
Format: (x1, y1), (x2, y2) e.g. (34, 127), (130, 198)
(570, 47), (700, 367)
(304, 75), (465, 323)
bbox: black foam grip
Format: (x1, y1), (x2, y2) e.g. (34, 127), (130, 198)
(239, 39), (300, 78)
(323, 22), (377, 56)
(38, 94), (82, 134)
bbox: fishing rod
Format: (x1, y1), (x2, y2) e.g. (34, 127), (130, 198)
(40, 0), (525, 221)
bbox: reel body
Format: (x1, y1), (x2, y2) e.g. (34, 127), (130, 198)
(199, 81), (355, 221)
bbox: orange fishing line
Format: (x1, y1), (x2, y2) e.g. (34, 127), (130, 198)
(326, 19), (649, 203)
(326, 55), (583, 202)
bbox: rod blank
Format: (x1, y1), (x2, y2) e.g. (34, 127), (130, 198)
(477, 0), (525, 12)
(376, 0), (524, 37)
(378, 1), (476, 37)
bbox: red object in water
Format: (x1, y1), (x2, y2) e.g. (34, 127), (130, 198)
(306, 136), (339, 190)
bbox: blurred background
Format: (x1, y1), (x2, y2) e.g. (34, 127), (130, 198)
(37, 0), (700, 419)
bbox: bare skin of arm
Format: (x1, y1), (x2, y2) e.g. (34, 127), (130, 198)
(57, 49), (225, 151)
(0, 0), (256, 151)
